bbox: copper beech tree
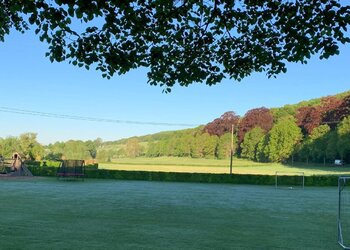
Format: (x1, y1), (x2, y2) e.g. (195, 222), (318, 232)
(296, 96), (343, 134)
(203, 111), (240, 136)
(323, 95), (350, 126)
(238, 107), (273, 141)
(1, 0), (350, 91)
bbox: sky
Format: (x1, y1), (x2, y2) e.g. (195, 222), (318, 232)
(0, 28), (349, 145)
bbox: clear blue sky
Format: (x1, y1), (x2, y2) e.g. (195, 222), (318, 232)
(0, 29), (349, 145)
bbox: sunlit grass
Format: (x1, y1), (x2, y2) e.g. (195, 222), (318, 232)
(99, 157), (350, 176)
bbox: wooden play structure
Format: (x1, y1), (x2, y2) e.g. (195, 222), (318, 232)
(0, 153), (33, 177)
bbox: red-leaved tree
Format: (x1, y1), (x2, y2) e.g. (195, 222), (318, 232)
(203, 111), (240, 137)
(238, 107), (273, 142)
(323, 95), (350, 127)
(320, 96), (343, 112)
(296, 106), (322, 135)
(297, 96), (343, 134)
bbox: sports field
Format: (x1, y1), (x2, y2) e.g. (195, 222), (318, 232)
(100, 157), (350, 176)
(0, 177), (342, 249)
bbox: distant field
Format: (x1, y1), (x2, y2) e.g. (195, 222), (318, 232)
(99, 157), (350, 176)
(0, 178), (342, 249)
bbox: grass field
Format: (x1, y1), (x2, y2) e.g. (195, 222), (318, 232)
(0, 177), (342, 249)
(100, 157), (350, 176)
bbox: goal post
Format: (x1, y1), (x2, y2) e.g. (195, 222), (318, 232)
(338, 176), (350, 249)
(275, 171), (304, 189)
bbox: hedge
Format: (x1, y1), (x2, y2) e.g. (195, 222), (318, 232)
(26, 166), (340, 186)
(24, 161), (99, 169)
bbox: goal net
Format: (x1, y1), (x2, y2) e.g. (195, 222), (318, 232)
(275, 171), (304, 189)
(338, 177), (350, 249)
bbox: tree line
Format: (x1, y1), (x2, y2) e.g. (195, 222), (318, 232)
(1, 93), (349, 164)
(112, 93), (350, 164)
(0, 135), (102, 162)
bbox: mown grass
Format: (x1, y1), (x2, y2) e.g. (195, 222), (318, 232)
(0, 177), (341, 249)
(100, 157), (350, 176)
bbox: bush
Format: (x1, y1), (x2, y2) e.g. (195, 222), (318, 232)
(27, 166), (57, 177)
(23, 160), (41, 167)
(25, 160), (98, 169)
(42, 160), (61, 167)
(85, 163), (98, 170)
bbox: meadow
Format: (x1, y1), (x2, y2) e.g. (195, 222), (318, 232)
(99, 157), (350, 176)
(0, 177), (343, 249)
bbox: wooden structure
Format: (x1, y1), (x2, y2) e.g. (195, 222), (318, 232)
(0, 157), (33, 177)
(57, 160), (85, 180)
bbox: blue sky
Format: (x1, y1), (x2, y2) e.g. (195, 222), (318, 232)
(0, 29), (349, 145)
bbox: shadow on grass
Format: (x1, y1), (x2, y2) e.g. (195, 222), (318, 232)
(282, 161), (350, 174)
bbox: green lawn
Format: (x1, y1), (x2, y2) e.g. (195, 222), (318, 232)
(100, 157), (350, 176)
(0, 177), (343, 249)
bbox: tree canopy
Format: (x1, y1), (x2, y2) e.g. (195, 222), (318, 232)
(240, 126), (265, 161)
(203, 111), (239, 136)
(1, 90), (349, 163)
(238, 107), (273, 141)
(264, 116), (302, 162)
(1, 0), (350, 91)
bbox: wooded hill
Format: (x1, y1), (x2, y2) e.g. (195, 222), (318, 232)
(0, 91), (349, 164)
(97, 90), (350, 164)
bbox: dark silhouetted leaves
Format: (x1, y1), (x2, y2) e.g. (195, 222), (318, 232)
(0, 1), (350, 91)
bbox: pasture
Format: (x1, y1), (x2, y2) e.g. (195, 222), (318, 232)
(100, 157), (350, 176)
(0, 177), (342, 249)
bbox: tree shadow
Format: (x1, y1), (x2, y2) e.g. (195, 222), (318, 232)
(282, 161), (350, 174)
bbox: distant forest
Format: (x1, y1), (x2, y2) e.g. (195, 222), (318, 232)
(1, 91), (350, 164)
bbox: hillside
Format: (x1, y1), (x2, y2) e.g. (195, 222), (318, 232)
(97, 90), (350, 164)
(1, 91), (348, 164)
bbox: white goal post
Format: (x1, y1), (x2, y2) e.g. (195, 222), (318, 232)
(275, 171), (304, 189)
(338, 177), (350, 249)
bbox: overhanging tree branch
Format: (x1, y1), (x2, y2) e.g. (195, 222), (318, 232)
(1, 0), (350, 92)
